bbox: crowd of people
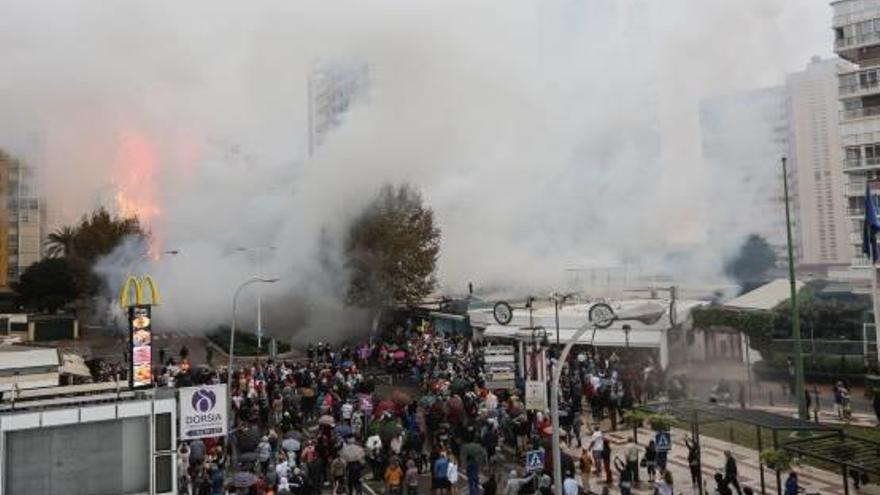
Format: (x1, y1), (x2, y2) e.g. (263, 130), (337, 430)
(157, 321), (683, 495)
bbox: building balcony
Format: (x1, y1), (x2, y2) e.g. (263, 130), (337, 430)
(842, 105), (880, 121)
(836, 30), (880, 51)
(833, 0), (880, 27)
(849, 207), (867, 217)
(840, 78), (880, 98)
(843, 156), (880, 171)
(835, 29), (880, 64)
(846, 180), (868, 195)
(852, 255), (875, 268)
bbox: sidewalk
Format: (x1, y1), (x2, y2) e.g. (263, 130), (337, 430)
(750, 404), (878, 428)
(561, 425), (851, 495)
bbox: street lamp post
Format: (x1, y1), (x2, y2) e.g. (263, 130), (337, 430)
(234, 246), (277, 355)
(550, 308), (653, 495)
(551, 321), (605, 495)
(227, 276), (280, 417)
(554, 296), (561, 347)
(782, 156), (807, 421)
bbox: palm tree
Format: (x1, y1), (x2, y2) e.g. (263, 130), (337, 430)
(45, 226), (77, 258)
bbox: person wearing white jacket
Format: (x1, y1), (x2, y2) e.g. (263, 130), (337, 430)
(447, 458), (460, 495)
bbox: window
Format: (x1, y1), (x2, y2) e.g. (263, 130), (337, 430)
(847, 147), (862, 162)
(866, 144), (880, 165)
(844, 99), (863, 111)
(860, 70), (879, 88)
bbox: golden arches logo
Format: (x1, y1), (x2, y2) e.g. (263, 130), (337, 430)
(119, 275), (162, 308)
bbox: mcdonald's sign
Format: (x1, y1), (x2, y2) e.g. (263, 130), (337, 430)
(119, 275), (162, 309)
(120, 275), (161, 389)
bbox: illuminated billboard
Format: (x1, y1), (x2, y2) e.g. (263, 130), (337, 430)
(129, 305), (152, 388)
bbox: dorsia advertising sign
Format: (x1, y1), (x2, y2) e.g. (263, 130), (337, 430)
(179, 384), (228, 440)
(129, 304), (153, 388)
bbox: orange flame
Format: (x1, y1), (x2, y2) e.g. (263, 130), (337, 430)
(112, 130), (163, 252)
(110, 126), (202, 257)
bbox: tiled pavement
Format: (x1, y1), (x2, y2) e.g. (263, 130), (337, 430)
(562, 425), (853, 495)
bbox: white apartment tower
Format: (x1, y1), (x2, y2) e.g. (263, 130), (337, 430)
(786, 57), (851, 267)
(833, 0), (880, 271)
(699, 57), (851, 269)
(699, 86), (792, 262)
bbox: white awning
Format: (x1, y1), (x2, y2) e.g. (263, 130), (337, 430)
(0, 345), (60, 371)
(481, 324), (662, 348)
(724, 279), (804, 311)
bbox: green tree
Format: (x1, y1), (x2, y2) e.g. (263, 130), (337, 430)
(69, 207), (145, 264)
(13, 258), (79, 312)
(345, 183), (440, 308)
(725, 234), (777, 292)
(19, 208), (144, 307)
(45, 225), (77, 258)
(773, 285), (867, 341)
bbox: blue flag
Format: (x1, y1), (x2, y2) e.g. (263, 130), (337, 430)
(863, 183), (880, 263)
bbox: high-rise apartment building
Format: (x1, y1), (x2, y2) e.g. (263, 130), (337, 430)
(833, 0), (880, 272)
(0, 150), (43, 286)
(787, 57), (851, 268)
(307, 58), (370, 156)
(699, 57), (852, 269)
(700, 86), (792, 263)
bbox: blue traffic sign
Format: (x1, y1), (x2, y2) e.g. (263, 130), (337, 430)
(655, 431), (672, 452)
(525, 450), (545, 472)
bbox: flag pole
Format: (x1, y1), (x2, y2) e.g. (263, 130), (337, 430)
(872, 262), (880, 366)
(866, 180), (880, 367)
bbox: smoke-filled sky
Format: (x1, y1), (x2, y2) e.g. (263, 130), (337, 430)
(0, 0), (833, 338)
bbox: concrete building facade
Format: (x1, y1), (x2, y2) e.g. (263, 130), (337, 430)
(699, 57), (852, 270)
(0, 150), (43, 286)
(833, 0), (880, 273)
(787, 57), (851, 268)
(700, 86), (792, 263)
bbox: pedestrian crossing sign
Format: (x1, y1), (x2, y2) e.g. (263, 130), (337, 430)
(655, 431), (671, 452)
(525, 450), (545, 472)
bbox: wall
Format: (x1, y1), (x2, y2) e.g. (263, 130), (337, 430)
(0, 397), (176, 495)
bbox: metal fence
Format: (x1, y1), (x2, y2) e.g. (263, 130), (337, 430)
(690, 379), (875, 416)
(749, 381), (874, 415)
(769, 338), (877, 358)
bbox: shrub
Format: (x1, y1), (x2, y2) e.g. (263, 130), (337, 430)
(760, 449), (793, 472)
(624, 410), (649, 427)
(648, 413), (675, 432)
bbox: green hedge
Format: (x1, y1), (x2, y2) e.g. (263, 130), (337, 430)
(207, 329), (291, 357)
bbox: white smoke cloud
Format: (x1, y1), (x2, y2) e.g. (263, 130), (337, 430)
(0, 0), (832, 340)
